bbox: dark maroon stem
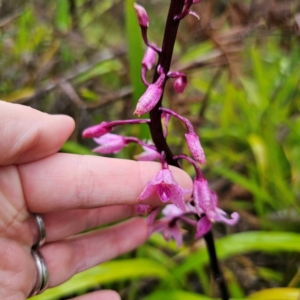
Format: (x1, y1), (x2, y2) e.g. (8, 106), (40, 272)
(149, 0), (185, 168)
(204, 231), (229, 300)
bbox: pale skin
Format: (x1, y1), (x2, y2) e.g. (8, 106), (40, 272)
(0, 101), (192, 300)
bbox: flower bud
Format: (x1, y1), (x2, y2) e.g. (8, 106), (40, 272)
(134, 146), (161, 161)
(185, 132), (206, 165)
(174, 75), (187, 93)
(134, 73), (165, 116)
(93, 133), (126, 154)
(134, 3), (149, 28)
(82, 122), (112, 138)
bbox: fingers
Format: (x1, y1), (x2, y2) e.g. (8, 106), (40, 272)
(19, 153), (193, 213)
(43, 205), (138, 242)
(0, 101), (74, 165)
(70, 290), (120, 300)
(40, 218), (148, 287)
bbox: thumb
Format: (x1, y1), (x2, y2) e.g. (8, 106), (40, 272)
(69, 290), (121, 300)
(0, 101), (75, 165)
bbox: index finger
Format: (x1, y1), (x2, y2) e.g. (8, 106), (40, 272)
(18, 153), (193, 212)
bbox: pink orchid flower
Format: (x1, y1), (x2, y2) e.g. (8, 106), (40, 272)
(138, 165), (190, 212)
(93, 133), (126, 154)
(134, 145), (161, 161)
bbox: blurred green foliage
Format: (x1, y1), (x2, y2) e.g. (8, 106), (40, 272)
(1, 0), (300, 299)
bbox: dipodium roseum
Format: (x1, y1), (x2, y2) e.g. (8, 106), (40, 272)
(138, 165), (190, 212)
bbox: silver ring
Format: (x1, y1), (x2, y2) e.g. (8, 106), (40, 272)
(33, 214), (46, 248)
(28, 249), (49, 297)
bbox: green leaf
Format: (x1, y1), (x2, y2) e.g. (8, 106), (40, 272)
(169, 232), (300, 280)
(142, 289), (214, 300)
(125, 0), (149, 139)
(56, 0), (70, 32)
(248, 288), (300, 300)
(1, 87), (35, 102)
(125, 0), (145, 105)
(212, 166), (272, 204)
(32, 259), (170, 300)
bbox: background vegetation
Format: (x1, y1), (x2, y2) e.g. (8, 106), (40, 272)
(1, 0), (300, 299)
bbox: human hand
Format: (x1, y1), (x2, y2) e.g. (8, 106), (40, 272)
(0, 101), (192, 299)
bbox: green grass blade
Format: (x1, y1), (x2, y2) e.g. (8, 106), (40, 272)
(170, 232), (300, 280)
(32, 258), (170, 300)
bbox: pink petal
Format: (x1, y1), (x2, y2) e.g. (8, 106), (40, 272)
(161, 112), (171, 138)
(134, 147), (161, 161)
(189, 10), (200, 20)
(134, 73), (165, 117)
(134, 4), (149, 27)
(138, 183), (157, 201)
(174, 76), (187, 93)
(93, 143), (124, 154)
(142, 46), (157, 70)
(93, 134), (126, 154)
(147, 207), (161, 225)
(171, 226), (183, 248)
(162, 204), (183, 217)
(162, 224), (183, 248)
(195, 216), (212, 239)
(215, 209), (240, 225)
(93, 133), (123, 145)
(136, 204), (152, 215)
(193, 178), (214, 215)
(169, 186), (186, 212)
(157, 184), (172, 202)
(185, 132), (206, 165)
(82, 122), (111, 138)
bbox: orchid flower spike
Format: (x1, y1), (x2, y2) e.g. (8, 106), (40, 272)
(134, 72), (166, 116)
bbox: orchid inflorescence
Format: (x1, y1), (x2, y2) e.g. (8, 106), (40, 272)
(84, 2), (236, 297)
(83, 1), (239, 249)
